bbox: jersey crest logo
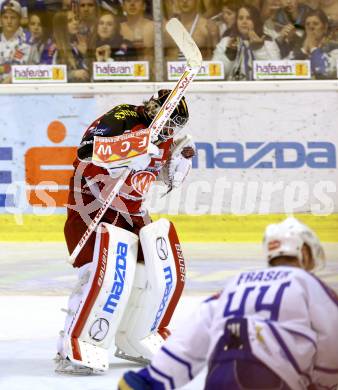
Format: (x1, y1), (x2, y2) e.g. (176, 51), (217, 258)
(131, 171), (156, 196)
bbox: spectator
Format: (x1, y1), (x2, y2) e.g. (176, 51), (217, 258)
(78, 0), (98, 35)
(61, 0), (74, 10)
(261, 0), (282, 23)
(22, 0), (63, 13)
(212, 0), (238, 38)
(163, 0), (179, 19)
(15, 0), (62, 26)
(53, 9), (90, 81)
(27, 10), (56, 64)
(77, 0), (98, 60)
(118, 217), (338, 390)
(290, 9), (338, 78)
(260, 0), (291, 55)
(94, 10), (136, 61)
(212, 4), (281, 80)
(200, 0), (220, 18)
(319, 0), (338, 26)
(272, 0), (313, 56)
(318, 0), (338, 42)
(245, 0), (262, 8)
(302, 0), (319, 9)
(165, 0), (219, 61)
(120, 0), (154, 62)
(0, 0), (31, 83)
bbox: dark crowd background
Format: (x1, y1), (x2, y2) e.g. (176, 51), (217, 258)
(1, 0), (338, 82)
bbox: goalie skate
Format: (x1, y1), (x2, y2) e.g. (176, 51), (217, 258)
(54, 353), (105, 375)
(114, 348), (150, 366)
(115, 329), (167, 366)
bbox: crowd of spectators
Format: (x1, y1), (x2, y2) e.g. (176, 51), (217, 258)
(0, 0), (338, 82)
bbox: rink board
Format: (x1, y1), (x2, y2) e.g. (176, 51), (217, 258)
(0, 82), (337, 390)
(0, 81), (337, 216)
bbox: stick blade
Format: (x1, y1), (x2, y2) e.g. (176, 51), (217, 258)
(166, 18), (202, 68)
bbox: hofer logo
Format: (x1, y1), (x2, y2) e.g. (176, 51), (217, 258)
(192, 142), (336, 169)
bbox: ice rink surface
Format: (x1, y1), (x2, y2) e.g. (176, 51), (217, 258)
(1, 242), (338, 390)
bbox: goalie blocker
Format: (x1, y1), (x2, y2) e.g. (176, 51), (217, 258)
(57, 219), (186, 371)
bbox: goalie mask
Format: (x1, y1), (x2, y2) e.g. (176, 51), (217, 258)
(144, 89), (189, 142)
(262, 217), (325, 270)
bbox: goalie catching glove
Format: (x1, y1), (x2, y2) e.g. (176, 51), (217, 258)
(162, 136), (195, 190)
(167, 152), (192, 189)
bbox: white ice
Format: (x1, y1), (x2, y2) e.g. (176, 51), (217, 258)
(0, 295), (207, 390)
(1, 242), (337, 390)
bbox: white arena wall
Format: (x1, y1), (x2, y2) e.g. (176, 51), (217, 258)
(0, 81), (337, 215)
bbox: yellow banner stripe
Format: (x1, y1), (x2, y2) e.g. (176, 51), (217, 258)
(0, 214), (337, 242)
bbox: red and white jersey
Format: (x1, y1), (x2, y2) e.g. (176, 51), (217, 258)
(70, 130), (173, 216)
(147, 266), (338, 390)
(0, 28), (31, 80)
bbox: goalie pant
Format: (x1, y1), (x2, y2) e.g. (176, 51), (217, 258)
(119, 266), (338, 390)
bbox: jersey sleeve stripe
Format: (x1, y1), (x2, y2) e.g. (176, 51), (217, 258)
(308, 273), (338, 307)
(314, 366), (338, 374)
(161, 346), (193, 380)
(203, 292), (221, 303)
(266, 322), (308, 379)
(149, 363), (175, 389)
(287, 329), (317, 349)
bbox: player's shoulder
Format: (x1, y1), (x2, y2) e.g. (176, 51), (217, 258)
(278, 267), (338, 303)
(305, 271), (338, 306)
(103, 104), (139, 122)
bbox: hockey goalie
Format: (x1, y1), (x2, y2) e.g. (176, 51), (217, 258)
(54, 89), (195, 375)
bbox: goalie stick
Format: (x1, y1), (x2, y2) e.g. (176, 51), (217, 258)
(69, 18), (202, 265)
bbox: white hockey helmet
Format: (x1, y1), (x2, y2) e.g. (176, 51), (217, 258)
(263, 217), (325, 270)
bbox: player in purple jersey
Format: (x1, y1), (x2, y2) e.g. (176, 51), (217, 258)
(118, 217), (338, 390)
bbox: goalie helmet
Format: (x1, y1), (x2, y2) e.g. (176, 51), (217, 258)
(143, 89), (189, 142)
(262, 217), (325, 270)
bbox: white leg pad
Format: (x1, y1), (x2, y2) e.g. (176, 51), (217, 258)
(58, 222), (138, 370)
(115, 218), (186, 360)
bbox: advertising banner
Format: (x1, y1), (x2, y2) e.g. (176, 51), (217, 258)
(0, 89), (337, 215)
(12, 65), (67, 83)
(93, 61), (149, 81)
(167, 61), (224, 80)
(253, 60), (311, 80)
